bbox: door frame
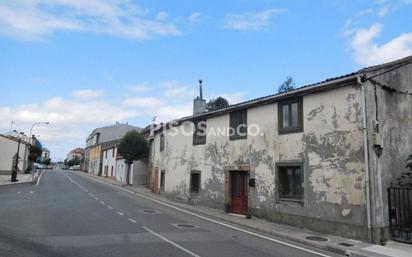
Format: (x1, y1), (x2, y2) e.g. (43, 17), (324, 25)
(224, 165), (250, 216)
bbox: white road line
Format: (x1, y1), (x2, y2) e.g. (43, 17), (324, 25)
(143, 226), (201, 257)
(62, 173), (89, 193)
(107, 205), (113, 209)
(128, 218), (136, 223)
(103, 179), (333, 257)
(35, 171), (43, 186)
(95, 197), (99, 200)
(117, 212), (124, 216)
(29, 191), (34, 194)
(17, 192), (21, 194)
(70, 172), (333, 257)
(100, 201), (105, 205)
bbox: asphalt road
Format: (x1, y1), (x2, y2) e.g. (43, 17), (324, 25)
(0, 169), (342, 257)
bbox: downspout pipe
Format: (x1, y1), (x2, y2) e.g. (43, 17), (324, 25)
(359, 75), (373, 243)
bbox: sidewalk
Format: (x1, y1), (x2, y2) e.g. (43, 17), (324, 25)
(74, 171), (412, 257)
(0, 170), (41, 187)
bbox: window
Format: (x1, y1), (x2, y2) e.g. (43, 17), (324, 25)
(105, 150), (107, 159)
(112, 148), (115, 157)
(160, 170), (165, 190)
(230, 109), (247, 140)
(193, 120), (207, 145)
(111, 166), (113, 176)
(190, 171), (201, 193)
(278, 97), (303, 134)
(160, 133), (165, 152)
(277, 163), (304, 201)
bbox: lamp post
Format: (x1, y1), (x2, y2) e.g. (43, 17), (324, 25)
(29, 122), (50, 144)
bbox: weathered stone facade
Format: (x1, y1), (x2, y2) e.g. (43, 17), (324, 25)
(148, 55), (412, 243)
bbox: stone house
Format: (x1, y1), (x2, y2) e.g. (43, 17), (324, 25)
(147, 56), (412, 243)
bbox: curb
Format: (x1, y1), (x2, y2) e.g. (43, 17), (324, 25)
(0, 171), (43, 189)
(0, 181), (36, 189)
(73, 171), (379, 257)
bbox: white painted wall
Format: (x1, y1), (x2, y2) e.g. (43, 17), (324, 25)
(0, 136), (29, 172)
(102, 147), (117, 177)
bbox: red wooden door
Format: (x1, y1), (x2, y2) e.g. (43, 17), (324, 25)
(231, 172), (248, 215)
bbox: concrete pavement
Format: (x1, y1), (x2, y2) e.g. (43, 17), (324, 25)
(0, 168), (342, 257)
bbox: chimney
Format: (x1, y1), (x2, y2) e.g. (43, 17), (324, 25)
(193, 80), (206, 115)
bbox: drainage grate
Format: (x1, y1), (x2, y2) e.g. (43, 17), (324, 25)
(172, 223), (198, 229)
(141, 210), (160, 214)
(338, 242), (354, 247)
(305, 236), (328, 242)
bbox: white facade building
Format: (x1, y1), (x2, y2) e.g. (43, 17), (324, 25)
(102, 145), (117, 178)
(0, 135), (30, 173)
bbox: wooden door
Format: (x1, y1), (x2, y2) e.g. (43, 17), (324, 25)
(152, 167), (159, 194)
(231, 172), (248, 215)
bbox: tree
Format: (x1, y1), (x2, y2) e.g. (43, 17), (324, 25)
(278, 76), (295, 93)
(206, 97), (229, 111)
(29, 145), (42, 162)
(41, 158), (51, 166)
(67, 156), (81, 167)
(118, 130), (148, 184)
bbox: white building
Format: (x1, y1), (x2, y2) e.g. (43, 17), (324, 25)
(102, 142), (117, 179)
(0, 134), (30, 173)
(66, 147), (84, 162)
(41, 148), (50, 161)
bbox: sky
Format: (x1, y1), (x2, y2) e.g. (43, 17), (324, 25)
(1, 0), (412, 161)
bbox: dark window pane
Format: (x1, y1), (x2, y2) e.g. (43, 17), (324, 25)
(278, 165), (303, 200)
(160, 134), (165, 152)
(230, 109), (247, 140)
(193, 120), (207, 145)
(291, 103), (299, 128)
(278, 98), (303, 134)
(190, 172), (200, 193)
(282, 105), (289, 128)
(160, 170), (165, 190)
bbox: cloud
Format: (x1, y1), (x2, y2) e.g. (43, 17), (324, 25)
(0, 92), (140, 160)
(349, 23), (412, 66)
(224, 8), (285, 32)
(72, 89), (104, 99)
(156, 11), (169, 21)
(0, 0), (181, 40)
(0, 80), (245, 160)
(188, 12), (201, 24)
(122, 97), (163, 107)
(127, 84), (152, 94)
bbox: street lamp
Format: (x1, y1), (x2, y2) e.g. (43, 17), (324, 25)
(29, 122), (50, 144)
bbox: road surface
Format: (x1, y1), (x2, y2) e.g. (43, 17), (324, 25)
(0, 169), (341, 257)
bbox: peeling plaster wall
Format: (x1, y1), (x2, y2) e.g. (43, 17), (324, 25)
(152, 85), (368, 239)
(363, 62), (412, 242)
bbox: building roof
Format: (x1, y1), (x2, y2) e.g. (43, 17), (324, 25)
(0, 134), (31, 145)
(86, 123), (142, 144)
(70, 147), (84, 154)
(153, 55), (412, 132)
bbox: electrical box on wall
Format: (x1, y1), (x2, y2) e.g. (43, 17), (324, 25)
(373, 132), (381, 146)
(249, 178), (256, 187)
